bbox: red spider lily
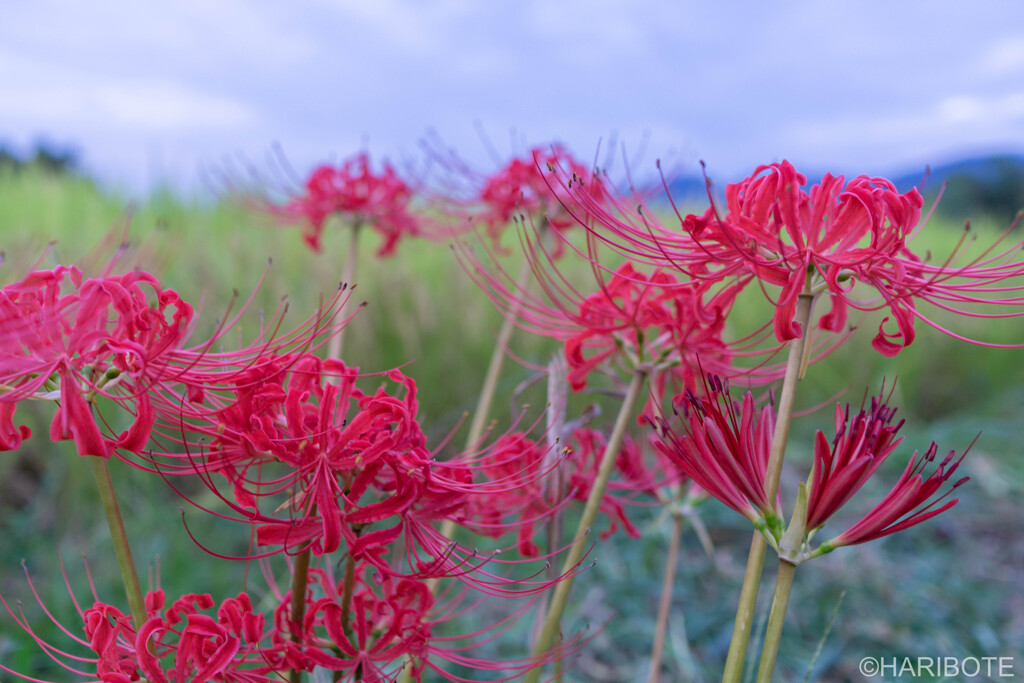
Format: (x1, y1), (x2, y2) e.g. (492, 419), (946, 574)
(477, 146), (606, 251)
(0, 562), (290, 683)
(457, 233), (746, 393)
(805, 392), (905, 531)
(654, 374), (971, 556)
(564, 427), (679, 538)
(564, 262), (738, 391)
(554, 159), (1024, 356)
(250, 152), (421, 255)
(817, 440), (970, 552)
(683, 161), (929, 351)
(0, 265), (192, 457)
(147, 355), (435, 563)
(147, 355), (570, 594)
(264, 560), (582, 682)
(460, 432), (584, 558)
(0, 262), (348, 460)
(652, 375), (779, 527)
(420, 140), (608, 247)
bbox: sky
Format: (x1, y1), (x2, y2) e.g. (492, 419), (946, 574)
(1, 0), (1023, 197)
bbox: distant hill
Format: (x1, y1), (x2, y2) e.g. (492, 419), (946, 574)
(660, 154), (1024, 223)
(891, 155), (1024, 223)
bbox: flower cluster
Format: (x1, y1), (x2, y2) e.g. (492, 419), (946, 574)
(0, 261), (575, 682)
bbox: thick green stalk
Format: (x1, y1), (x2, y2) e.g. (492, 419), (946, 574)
(755, 561), (797, 683)
(756, 482), (809, 683)
(326, 222), (361, 363)
(89, 456), (147, 629)
(721, 291), (814, 683)
(524, 368), (648, 683)
(646, 511), (685, 683)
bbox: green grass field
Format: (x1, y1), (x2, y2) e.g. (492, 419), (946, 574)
(0, 167), (1021, 681)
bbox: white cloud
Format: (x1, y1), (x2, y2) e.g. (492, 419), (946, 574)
(95, 82), (258, 131)
(979, 35), (1024, 76)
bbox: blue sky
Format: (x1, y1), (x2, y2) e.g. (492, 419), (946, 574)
(1, 1), (1023, 196)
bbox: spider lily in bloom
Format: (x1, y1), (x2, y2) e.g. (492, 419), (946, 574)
(680, 161), (934, 351)
(148, 353), (570, 593)
(0, 265), (193, 457)
(0, 261), (348, 460)
(457, 240), (745, 394)
(0, 562), (290, 683)
(558, 159), (1024, 356)
(476, 145), (606, 251)
(152, 355), (436, 563)
(230, 151), (423, 256)
(421, 140), (607, 246)
(462, 428), (663, 557)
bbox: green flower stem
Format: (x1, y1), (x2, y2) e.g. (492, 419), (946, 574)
(754, 560), (797, 683)
(326, 221), (362, 363)
(524, 367), (649, 683)
(289, 547), (312, 683)
(722, 290), (814, 683)
(756, 482), (809, 683)
(721, 533), (769, 682)
(646, 510), (685, 683)
(89, 455), (146, 630)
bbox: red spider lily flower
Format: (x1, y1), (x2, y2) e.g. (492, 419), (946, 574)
(249, 152), (422, 255)
(652, 375), (779, 528)
(0, 561), (289, 683)
(460, 432), (574, 557)
(564, 262), (739, 391)
(565, 427), (679, 539)
(155, 355), (432, 562)
(816, 440), (970, 553)
(805, 392), (905, 531)
(557, 159), (1024, 356)
(458, 237), (746, 394)
(683, 161), (930, 352)
(282, 562), (581, 682)
(463, 428), (673, 556)
(0, 265), (193, 457)
(0, 261), (348, 460)
(477, 145), (606, 251)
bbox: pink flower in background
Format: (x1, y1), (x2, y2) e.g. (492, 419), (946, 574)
(277, 153), (421, 255)
(564, 262), (737, 391)
(478, 145), (606, 247)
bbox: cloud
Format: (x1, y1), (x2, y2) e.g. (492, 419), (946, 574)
(979, 35), (1024, 77)
(95, 82), (258, 131)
